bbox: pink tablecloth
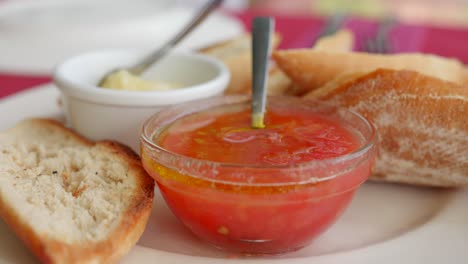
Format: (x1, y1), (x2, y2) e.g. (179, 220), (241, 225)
(235, 10), (468, 59)
(1, 11), (468, 99)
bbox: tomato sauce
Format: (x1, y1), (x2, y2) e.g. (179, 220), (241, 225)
(142, 102), (374, 254)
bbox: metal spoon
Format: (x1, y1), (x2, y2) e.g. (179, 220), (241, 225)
(251, 16), (274, 129)
(98, 0), (223, 86)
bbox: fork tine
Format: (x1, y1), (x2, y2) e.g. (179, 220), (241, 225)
(376, 18), (395, 53)
(364, 39), (377, 53)
(311, 13), (347, 46)
(362, 17), (396, 53)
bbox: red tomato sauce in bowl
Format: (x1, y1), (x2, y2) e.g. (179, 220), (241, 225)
(141, 96), (376, 255)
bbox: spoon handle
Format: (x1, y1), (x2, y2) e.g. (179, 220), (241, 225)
(251, 17), (274, 129)
(130, 0), (223, 75)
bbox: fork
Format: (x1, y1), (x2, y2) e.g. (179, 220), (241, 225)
(311, 13), (347, 46)
(361, 18), (396, 53)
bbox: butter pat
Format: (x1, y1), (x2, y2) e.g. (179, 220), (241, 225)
(100, 70), (181, 91)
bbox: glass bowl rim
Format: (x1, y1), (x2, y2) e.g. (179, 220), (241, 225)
(140, 95), (377, 185)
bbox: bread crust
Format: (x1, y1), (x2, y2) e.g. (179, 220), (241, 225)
(200, 34), (254, 94)
(304, 70), (468, 187)
(0, 119), (155, 263)
(312, 29), (354, 52)
(273, 49), (465, 95)
(200, 33), (282, 95)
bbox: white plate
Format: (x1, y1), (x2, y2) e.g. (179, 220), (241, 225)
(0, 85), (467, 264)
(0, 0), (244, 74)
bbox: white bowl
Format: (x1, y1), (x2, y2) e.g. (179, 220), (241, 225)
(54, 49), (230, 151)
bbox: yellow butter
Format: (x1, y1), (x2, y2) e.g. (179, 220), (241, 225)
(100, 70), (181, 91)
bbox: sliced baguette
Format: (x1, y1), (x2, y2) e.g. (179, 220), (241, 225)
(312, 29), (354, 52)
(0, 119), (155, 263)
(464, 66), (468, 84)
(200, 34), (252, 94)
(304, 72), (366, 99)
(305, 69), (468, 187)
(273, 49), (465, 95)
(200, 33), (282, 95)
(265, 65), (302, 96)
(264, 30), (355, 96)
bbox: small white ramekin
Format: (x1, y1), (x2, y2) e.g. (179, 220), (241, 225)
(54, 49), (230, 151)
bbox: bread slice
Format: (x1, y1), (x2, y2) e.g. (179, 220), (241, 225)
(463, 66), (468, 84)
(304, 72), (366, 99)
(0, 119), (155, 263)
(200, 34), (252, 94)
(312, 29), (354, 52)
(261, 30), (355, 97)
(200, 33), (281, 95)
(263, 65), (301, 96)
(305, 69), (468, 187)
(273, 49), (465, 95)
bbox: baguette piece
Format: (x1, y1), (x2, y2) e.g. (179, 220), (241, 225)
(0, 119), (155, 263)
(305, 69), (468, 187)
(200, 34), (252, 94)
(263, 30), (355, 96)
(265, 65), (302, 96)
(273, 49), (465, 95)
(304, 72), (366, 98)
(200, 33), (281, 94)
(312, 29), (354, 52)
(464, 66), (468, 84)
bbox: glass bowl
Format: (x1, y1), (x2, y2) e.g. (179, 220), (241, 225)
(140, 95), (376, 255)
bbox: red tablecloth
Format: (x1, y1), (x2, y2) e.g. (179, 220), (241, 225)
(1, 11), (468, 99)
(0, 72), (51, 99)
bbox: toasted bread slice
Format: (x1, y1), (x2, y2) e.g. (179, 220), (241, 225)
(304, 72), (366, 99)
(273, 49), (465, 95)
(305, 69), (468, 187)
(463, 66), (468, 84)
(0, 119), (155, 263)
(200, 33), (281, 94)
(264, 30), (355, 96)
